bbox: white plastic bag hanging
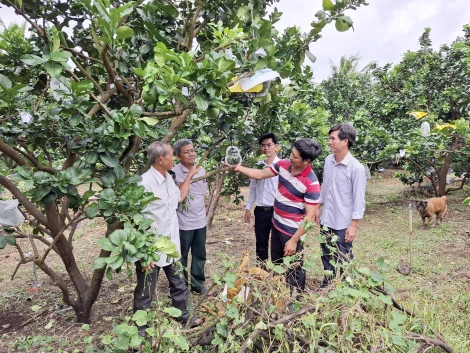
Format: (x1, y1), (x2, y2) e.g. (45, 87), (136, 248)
(0, 199), (25, 227)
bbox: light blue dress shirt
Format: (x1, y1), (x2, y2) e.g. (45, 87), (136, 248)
(319, 152), (367, 230)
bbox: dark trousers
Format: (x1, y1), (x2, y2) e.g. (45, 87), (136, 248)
(254, 206), (274, 262)
(270, 227), (306, 291)
(179, 227), (207, 292)
(133, 261), (189, 321)
(320, 226), (354, 286)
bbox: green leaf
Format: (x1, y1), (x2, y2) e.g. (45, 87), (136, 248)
(118, 3), (135, 17)
(322, 0), (335, 11)
(82, 190), (95, 201)
(305, 51), (317, 64)
(109, 8), (120, 29)
(100, 152), (120, 167)
(100, 188), (116, 202)
(51, 26), (60, 51)
(31, 186), (52, 202)
(129, 104), (142, 118)
(378, 294), (393, 305)
(132, 310), (149, 326)
(106, 266), (113, 280)
(194, 94), (209, 110)
(225, 304), (239, 319)
(45, 62), (63, 77)
(85, 152), (99, 164)
(103, 208), (114, 217)
(98, 238), (115, 251)
(85, 203), (99, 219)
(163, 307), (182, 318)
(113, 165), (126, 179)
(371, 272), (385, 284)
(0, 74), (12, 89)
(49, 50), (72, 62)
(335, 16), (353, 32)
(31, 305), (42, 312)
(93, 257), (108, 269)
(116, 26), (134, 40)
(109, 229), (127, 246)
(108, 255), (124, 270)
(140, 117), (160, 126)
(376, 257), (387, 270)
(21, 55), (47, 66)
(315, 10), (326, 19)
(100, 170), (116, 188)
(44, 319), (55, 330)
(0, 234), (16, 249)
(217, 57), (235, 72)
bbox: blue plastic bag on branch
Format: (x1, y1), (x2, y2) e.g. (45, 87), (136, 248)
(0, 200), (25, 227)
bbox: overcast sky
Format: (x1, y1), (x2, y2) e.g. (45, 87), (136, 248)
(1, 1), (469, 82)
(274, 0), (470, 81)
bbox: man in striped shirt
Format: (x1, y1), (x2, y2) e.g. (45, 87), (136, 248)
(232, 138), (322, 291)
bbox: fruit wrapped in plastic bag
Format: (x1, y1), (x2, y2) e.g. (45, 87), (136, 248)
(225, 146), (242, 166)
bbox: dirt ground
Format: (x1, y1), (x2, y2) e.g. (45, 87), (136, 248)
(0, 169), (469, 352)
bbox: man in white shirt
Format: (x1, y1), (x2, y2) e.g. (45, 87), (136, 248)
(244, 133), (280, 264)
(316, 124), (367, 288)
(134, 141), (202, 333)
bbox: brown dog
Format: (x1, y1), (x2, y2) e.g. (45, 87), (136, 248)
(415, 196), (447, 229)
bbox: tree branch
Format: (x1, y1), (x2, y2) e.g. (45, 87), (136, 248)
(35, 259), (77, 308)
(12, 145), (56, 174)
(404, 332), (453, 353)
(87, 86), (118, 116)
(142, 110), (182, 118)
(196, 136), (226, 168)
(0, 175), (48, 225)
(60, 46), (104, 65)
(0, 138), (29, 168)
(445, 173), (468, 194)
(13, 232), (56, 252)
(162, 108), (195, 142)
(191, 167), (231, 183)
(3, 0), (46, 39)
(40, 213), (85, 263)
(186, 1), (204, 51)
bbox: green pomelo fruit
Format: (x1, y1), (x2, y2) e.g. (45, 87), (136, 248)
(206, 107), (220, 119)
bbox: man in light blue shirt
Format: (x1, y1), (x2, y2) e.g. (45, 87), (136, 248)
(244, 133), (280, 264)
(316, 124), (366, 288)
(172, 139), (209, 294)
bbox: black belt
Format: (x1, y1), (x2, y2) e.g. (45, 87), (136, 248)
(256, 206), (273, 212)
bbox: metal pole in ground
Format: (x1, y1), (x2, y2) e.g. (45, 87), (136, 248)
(408, 203), (413, 272)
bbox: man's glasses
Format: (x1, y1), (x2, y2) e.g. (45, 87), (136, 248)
(260, 143), (274, 148)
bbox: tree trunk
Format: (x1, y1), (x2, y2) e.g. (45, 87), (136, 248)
(206, 171), (226, 228)
(72, 222), (120, 323)
(436, 152), (452, 196)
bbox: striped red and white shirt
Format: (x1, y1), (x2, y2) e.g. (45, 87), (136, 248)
(269, 159), (321, 236)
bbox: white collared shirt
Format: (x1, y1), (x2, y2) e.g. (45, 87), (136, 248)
(245, 156), (280, 210)
(139, 166), (181, 267)
(319, 152), (367, 230)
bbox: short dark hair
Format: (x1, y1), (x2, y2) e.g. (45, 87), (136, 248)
(292, 138), (322, 162)
(258, 133), (278, 145)
(329, 123), (356, 149)
(173, 139), (193, 156)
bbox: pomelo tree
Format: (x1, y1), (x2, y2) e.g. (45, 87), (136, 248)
(0, 0), (369, 322)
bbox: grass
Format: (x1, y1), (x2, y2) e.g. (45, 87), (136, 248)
(0, 170), (469, 352)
